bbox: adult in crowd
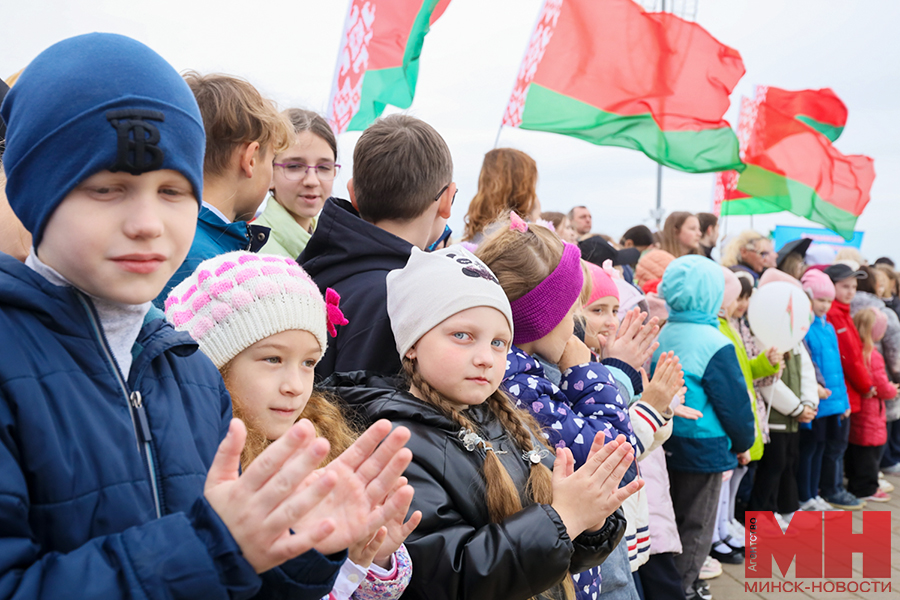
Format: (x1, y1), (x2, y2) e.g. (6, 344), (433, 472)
(463, 148), (540, 244)
(659, 212), (702, 258)
(541, 210), (579, 243)
(776, 238), (812, 280)
(721, 230), (768, 281)
(621, 224), (656, 255)
(579, 235), (640, 282)
(697, 213), (719, 259)
(569, 205), (593, 239)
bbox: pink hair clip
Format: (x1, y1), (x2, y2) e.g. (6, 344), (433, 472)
(325, 288), (349, 337)
(510, 212), (528, 233)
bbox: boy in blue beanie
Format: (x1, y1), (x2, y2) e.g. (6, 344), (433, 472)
(0, 33), (413, 600)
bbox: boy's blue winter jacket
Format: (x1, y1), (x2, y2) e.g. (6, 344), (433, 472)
(0, 255), (341, 599)
(804, 314), (851, 418)
(651, 256), (755, 473)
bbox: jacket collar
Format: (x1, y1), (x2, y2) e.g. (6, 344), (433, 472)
(198, 206), (270, 252)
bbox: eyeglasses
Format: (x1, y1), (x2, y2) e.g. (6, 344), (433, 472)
(427, 225), (452, 252)
(273, 162), (341, 181)
(434, 183), (458, 205)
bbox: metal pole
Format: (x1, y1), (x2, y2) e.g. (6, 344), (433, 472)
(655, 163), (663, 228)
(493, 125), (503, 149)
(654, 0), (666, 230)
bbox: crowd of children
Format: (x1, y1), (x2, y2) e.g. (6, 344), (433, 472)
(1, 32), (899, 600)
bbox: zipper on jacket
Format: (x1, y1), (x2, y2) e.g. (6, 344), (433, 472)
(77, 293), (163, 519)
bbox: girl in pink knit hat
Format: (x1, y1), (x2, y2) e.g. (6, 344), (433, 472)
(847, 308), (898, 502)
(166, 251), (418, 600)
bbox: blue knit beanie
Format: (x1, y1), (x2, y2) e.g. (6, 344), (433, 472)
(0, 33), (205, 248)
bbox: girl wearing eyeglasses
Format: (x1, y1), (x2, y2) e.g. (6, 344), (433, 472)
(256, 109), (340, 258)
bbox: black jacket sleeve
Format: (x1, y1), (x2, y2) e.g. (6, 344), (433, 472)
(568, 508), (627, 574)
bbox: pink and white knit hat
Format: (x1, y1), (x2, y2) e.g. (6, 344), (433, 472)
(164, 251), (348, 368)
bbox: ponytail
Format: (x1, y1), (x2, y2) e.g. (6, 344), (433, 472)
(403, 358), (574, 600)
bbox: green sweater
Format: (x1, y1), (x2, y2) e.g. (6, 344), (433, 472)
(719, 317), (778, 460)
(254, 195), (317, 259)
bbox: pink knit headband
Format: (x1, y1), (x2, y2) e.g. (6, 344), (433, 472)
(510, 242), (583, 345)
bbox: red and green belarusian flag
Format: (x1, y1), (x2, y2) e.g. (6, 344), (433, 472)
(763, 86), (847, 142)
(717, 86), (873, 240)
(327, 0), (451, 134)
(502, 0), (745, 173)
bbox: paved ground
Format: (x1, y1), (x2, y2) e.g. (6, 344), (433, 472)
(707, 471), (900, 599)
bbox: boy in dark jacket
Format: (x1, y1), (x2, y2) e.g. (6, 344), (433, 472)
(300, 115), (455, 379)
(0, 33), (411, 600)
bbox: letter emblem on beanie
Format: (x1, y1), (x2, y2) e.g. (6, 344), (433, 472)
(106, 109), (166, 174)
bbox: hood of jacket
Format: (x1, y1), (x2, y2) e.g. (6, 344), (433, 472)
(661, 255), (723, 324)
(299, 198), (413, 288)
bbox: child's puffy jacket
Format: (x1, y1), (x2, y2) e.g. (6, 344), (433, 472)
(718, 317), (777, 460)
(849, 349), (894, 447)
(804, 315), (851, 418)
(651, 256), (755, 473)
(0, 255), (342, 600)
(828, 299), (873, 413)
(503, 348), (638, 483)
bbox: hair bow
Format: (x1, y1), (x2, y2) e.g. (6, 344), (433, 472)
(325, 288), (349, 337)
(601, 259), (621, 280)
(510, 211), (529, 233)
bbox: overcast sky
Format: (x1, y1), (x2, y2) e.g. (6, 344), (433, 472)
(4, 0), (898, 258)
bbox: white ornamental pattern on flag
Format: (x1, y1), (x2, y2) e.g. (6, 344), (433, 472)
(501, 0), (563, 128)
(328, 0), (376, 134)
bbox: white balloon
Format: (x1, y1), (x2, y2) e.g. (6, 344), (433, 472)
(747, 282), (813, 354)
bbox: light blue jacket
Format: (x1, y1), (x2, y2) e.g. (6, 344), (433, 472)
(804, 314), (851, 418)
(651, 256), (755, 473)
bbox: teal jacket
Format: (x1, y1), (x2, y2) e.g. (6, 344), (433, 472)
(155, 206), (270, 307)
(651, 256), (755, 473)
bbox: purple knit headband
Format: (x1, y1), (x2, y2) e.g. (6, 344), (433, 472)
(510, 242), (584, 345)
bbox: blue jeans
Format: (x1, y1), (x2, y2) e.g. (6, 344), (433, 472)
(820, 414), (850, 498)
(598, 538), (640, 599)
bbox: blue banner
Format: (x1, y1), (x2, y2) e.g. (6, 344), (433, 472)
(773, 225), (863, 251)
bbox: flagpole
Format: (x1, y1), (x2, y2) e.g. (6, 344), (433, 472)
(494, 125), (503, 149)
(653, 0), (668, 230)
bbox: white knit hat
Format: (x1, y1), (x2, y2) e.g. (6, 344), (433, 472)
(386, 246), (513, 357)
(164, 251), (347, 368)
